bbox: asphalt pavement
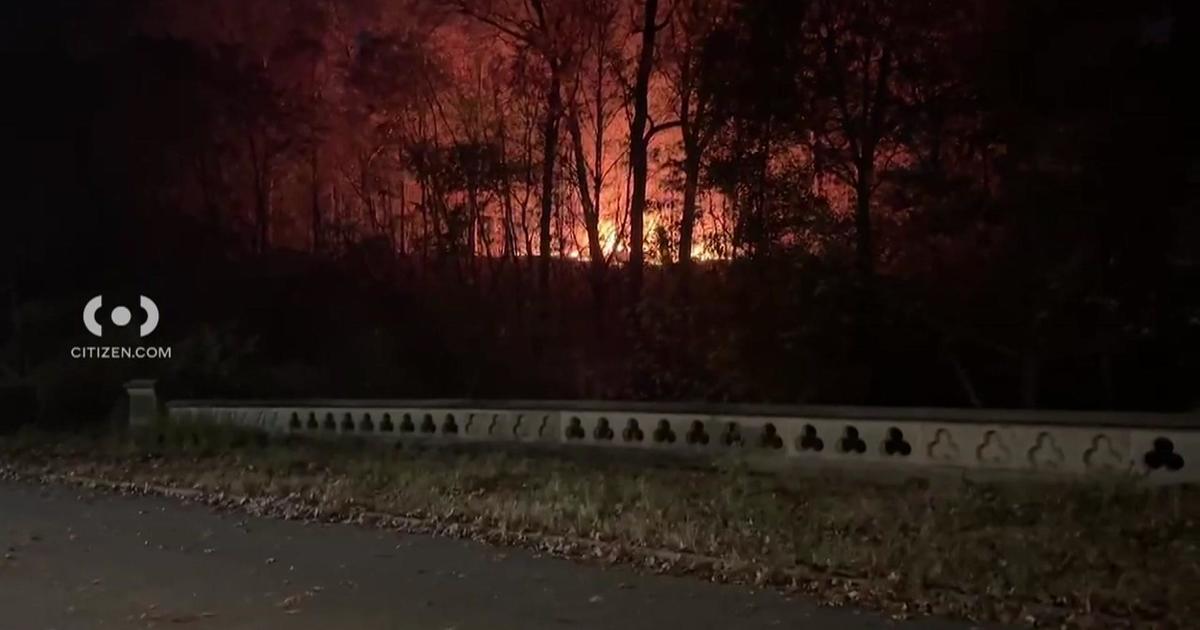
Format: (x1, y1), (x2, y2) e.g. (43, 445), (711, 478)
(1, 479), (978, 629)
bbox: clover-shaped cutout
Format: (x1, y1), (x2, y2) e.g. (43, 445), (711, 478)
(442, 413), (459, 434)
(653, 419), (677, 444)
(419, 413), (436, 433)
(589, 417), (612, 440)
(839, 426), (867, 454)
(1083, 434), (1123, 470)
(759, 423), (783, 449)
(976, 430), (1010, 464)
(1028, 432), (1065, 469)
(323, 413), (337, 431)
(306, 412), (319, 430)
(1144, 437), (1185, 472)
(883, 427), (911, 456)
(722, 422), (743, 447)
(380, 413), (394, 432)
(928, 428), (960, 462)
(686, 420), (710, 445)
(360, 413), (375, 432)
(565, 416), (585, 440)
(399, 413), (415, 433)
(340, 413), (355, 431)
(289, 412), (302, 430)
(622, 418), (644, 442)
(796, 424), (824, 452)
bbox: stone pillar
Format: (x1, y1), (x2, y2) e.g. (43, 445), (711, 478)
(125, 379), (159, 428)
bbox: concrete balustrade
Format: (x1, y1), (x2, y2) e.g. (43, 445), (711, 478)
(134, 384), (1199, 484)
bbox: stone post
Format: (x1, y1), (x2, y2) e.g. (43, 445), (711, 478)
(125, 379), (159, 428)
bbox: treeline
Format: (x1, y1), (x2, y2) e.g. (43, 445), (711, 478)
(2, 0), (1197, 416)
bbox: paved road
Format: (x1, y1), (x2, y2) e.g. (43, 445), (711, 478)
(1, 480), (973, 629)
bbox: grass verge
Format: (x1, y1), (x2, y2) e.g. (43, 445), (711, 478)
(1, 423), (1197, 628)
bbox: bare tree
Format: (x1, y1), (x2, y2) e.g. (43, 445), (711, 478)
(626, 0), (669, 300)
(663, 0), (723, 279)
(807, 0), (912, 285)
(564, 0), (624, 313)
(456, 0), (577, 300)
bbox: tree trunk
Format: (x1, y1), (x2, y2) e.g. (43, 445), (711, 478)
(538, 70), (562, 299)
(754, 131), (771, 257)
(567, 107), (607, 311)
(851, 154), (876, 397)
(502, 191), (516, 260)
(498, 130), (517, 261)
(467, 185), (480, 258)
(398, 180), (407, 256)
(419, 177), (430, 265)
(246, 132), (271, 253)
(382, 189), (396, 253)
(675, 33), (697, 276)
(628, 0), (659, 301)
(678, 150), (700, 271)
(309, 146), (323, 254)
(854, 157), (874, 283)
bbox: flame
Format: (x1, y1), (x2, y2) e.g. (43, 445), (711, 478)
(600, 219), (622, 257)
(562, 217), (721, 263)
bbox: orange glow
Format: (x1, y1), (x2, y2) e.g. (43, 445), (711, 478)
(561, 215), (721, 263)
(600, 218), (622, 257)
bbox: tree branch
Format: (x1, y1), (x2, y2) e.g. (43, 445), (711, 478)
(645, 119), (681, 141)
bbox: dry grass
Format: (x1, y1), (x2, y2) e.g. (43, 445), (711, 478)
(2, 424), (1198, 627)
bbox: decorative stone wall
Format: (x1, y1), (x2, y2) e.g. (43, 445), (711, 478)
(149, 389), (1199, 484)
